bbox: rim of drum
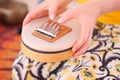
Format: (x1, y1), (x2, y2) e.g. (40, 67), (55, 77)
(21, 41), (74, 62)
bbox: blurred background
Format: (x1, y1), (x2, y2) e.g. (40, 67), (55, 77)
(0, 0), (44, 79)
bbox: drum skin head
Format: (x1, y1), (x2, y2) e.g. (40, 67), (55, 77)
(21, 16), (80, 62)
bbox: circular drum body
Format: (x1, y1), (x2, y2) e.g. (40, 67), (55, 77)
(21, 17), (80, 62)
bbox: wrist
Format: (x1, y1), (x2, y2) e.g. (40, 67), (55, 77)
(95, 0), (120, 15)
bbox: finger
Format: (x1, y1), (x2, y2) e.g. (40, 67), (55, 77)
(48, 0), (59, 20)
(73, 36), (92, 58)
(72, 19), (90, 52)
(23, 2), (48, 26)
(57, 9), (76, 23)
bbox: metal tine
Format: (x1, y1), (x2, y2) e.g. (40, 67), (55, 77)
(47, 21), (62, 37)
(41, 21), (49, 30)
(35, 20), (62, 38)
(49, 23), (58, 33)
(52, 24), (60, 35)
(45, 21), (55, 31)
(35, 26), (56, 38)
(54, 28), (61, 36)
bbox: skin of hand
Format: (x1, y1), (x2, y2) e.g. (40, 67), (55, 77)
(58, 1), (100, 58)
(23, 0), (72, 26)
(23, 0), (98, 58)
(58, 0), (120, 58)
(23, 0), (120, 58)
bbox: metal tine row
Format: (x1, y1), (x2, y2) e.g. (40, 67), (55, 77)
(35, 21), (61, 38)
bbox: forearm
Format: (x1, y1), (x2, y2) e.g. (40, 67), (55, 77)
(62, 0), (73, 8)
(96, 0), (120, 15)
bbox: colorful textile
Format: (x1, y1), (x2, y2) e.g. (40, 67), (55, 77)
(0, 25), (21, 80)
(12, 23), (120, 80)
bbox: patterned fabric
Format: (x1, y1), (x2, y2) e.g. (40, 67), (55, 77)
(0, 24), (21, 79)
(12, 23), (120, 80)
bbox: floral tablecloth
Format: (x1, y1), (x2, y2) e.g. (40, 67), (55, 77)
(13, 23), (120, 80)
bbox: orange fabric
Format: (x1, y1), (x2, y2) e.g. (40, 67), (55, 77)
(0, 24), (21, 80)
(98, 11), (120, 24)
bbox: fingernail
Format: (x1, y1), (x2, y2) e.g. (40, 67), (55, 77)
(72, 48), (77, 53)
(50, 14), (55, 20)
(57, 18), (62, 23)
